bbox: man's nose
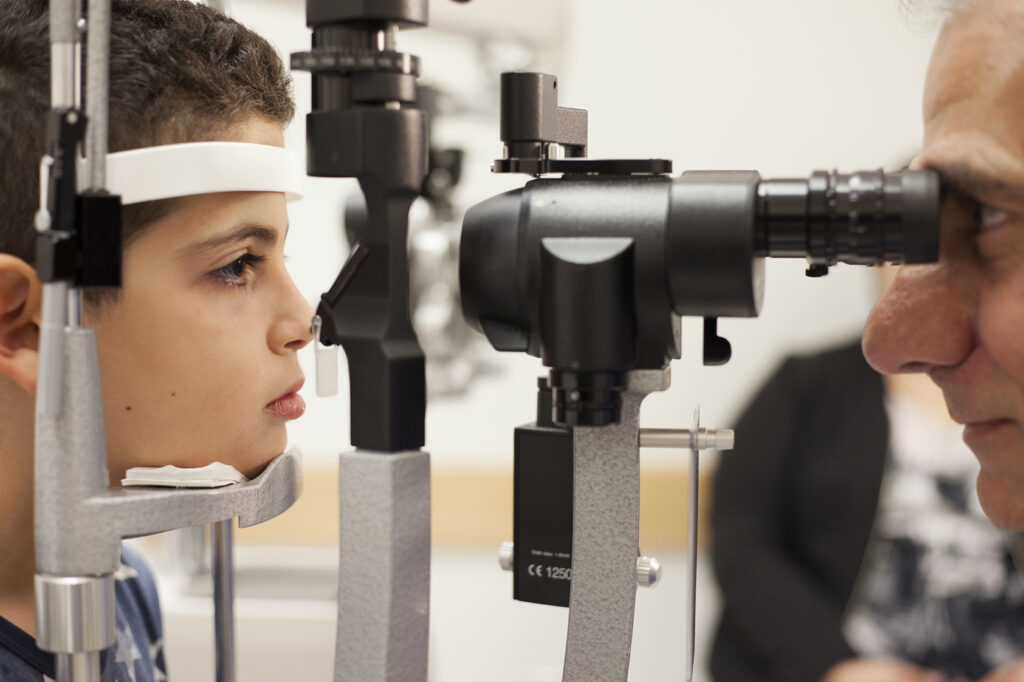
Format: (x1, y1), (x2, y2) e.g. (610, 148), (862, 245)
(862, 263), (974, 376)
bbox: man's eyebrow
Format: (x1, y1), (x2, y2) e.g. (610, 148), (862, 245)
(932, 157), (1024, 209)
(940, 164), (1012, 198)
(179, 223), (282, 259)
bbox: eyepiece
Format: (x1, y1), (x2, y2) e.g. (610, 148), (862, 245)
(755, 169), (940, 269)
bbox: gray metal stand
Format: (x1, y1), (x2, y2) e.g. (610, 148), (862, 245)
(562, 369), (669, 682)
(213, 519), (236, 682)
(55, 652), (101, 682)
(334, 449), (430, 682)
(34, 328), (301, 681)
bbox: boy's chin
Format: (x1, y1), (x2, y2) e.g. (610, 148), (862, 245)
(236, 431), (290, 479)
(239, 457), (275, 480)
(977, 471), (1024, 531)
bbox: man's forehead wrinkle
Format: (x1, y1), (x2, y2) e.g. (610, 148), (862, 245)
(993, 58), (1024, 154)
(920, 3), (1024, 209)
(926, 2), (1024, 117)
(925, 42), (1004, 122)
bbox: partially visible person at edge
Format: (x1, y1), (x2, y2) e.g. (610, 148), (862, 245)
(711, 337), (1024, 682)
(826, 0), (1024, 680)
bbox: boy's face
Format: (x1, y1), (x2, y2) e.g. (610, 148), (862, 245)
(88, 117), (313, 481)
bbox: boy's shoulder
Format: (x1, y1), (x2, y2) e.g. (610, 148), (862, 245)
(0, 608), (51, 681)
(0, 545), (168, 681)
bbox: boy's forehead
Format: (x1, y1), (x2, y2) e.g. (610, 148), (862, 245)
(138, 191), (289, 255)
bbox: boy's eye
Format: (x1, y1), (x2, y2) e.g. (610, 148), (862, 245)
(211, 253), (266, 286)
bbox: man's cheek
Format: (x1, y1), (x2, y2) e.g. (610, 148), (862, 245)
(978, 291), (1024, 387)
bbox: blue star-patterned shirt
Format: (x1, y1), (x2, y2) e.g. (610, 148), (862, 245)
(0, 545), (167, 681)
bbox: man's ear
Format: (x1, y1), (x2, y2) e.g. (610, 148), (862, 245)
(0, 255), (42, 394)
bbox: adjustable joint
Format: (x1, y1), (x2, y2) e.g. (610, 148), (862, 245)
(34, 108), (123, 288)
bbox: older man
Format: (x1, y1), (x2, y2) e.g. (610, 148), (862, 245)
(864, 0), (1024, 533)
(833, 1), (1024, 681)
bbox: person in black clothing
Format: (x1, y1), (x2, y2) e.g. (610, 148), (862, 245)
(711, 342), (889, 682)
(712, 341), (1024, 682)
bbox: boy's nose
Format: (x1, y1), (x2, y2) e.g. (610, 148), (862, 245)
(270, 276), (315, 354)
(862, 263), (974, 377)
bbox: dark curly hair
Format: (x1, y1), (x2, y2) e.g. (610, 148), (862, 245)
(0, 0), (295, 268)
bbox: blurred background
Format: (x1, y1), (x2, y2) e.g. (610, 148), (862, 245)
(135, 1), (945, 679)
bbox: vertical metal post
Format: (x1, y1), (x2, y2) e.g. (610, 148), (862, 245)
(561, 370), (668, 682)
(685, 447), (699, 682)
(212, 519), (236, 682)
(49, 0), (79, 107)
(84, 0), (109, 192)
(56, 652), (101, 682)
(41, 6), (99, 681)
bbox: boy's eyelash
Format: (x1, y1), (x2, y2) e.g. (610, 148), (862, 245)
(211, 253), (267, 286)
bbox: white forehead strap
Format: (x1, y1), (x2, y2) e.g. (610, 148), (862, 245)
(82, 142), (304, 205)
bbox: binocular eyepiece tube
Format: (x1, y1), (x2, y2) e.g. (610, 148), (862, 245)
(460, 167), (941, 427)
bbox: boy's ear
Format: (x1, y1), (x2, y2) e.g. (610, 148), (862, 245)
(0, 255), (42, 394)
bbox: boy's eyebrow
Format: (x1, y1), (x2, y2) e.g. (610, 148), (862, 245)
(179, 223), (285, 259)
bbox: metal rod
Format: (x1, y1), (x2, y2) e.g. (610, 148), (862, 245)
(50, 44), (75, 107)
(212, 519), (236, 682)
(49, 0), (77, 105)
(639, 428), (692, 449)
(85, 0), (110, 191)
(639, 427), (734, 451)
(685, 447), (699, 682)
(56, 651), (101, 682)
(67, 289), (82, 327)
(38, 283), (68, 419)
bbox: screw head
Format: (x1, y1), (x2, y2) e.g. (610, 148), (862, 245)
(498, 541), (514, 571)
(637, 556), (661, 587)
(34, 209), (51, 233)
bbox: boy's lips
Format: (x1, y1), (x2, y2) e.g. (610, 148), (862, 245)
(266, 379), (305, 419)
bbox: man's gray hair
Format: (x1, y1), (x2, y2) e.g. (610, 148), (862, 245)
(901, 0), (978, 17)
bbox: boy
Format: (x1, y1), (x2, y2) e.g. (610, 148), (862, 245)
(0, 0), (313, 679)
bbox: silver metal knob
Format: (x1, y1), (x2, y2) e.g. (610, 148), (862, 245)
(636, 556), (661, 587)
(638, 427), (734, 451)
(498, 541), (514, 571)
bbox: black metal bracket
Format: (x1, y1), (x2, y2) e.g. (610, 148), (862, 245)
(35, 108), (122, 288)
(293, 1), (429, 452)
(493, 72), (671, 178)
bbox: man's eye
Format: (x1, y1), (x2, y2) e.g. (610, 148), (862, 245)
(212, 254), (266, 286)
(979, 203), (1010, 231)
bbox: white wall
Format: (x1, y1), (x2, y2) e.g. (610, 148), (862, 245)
(557, 0), (941, 468)
(225, 0), (940, 468)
